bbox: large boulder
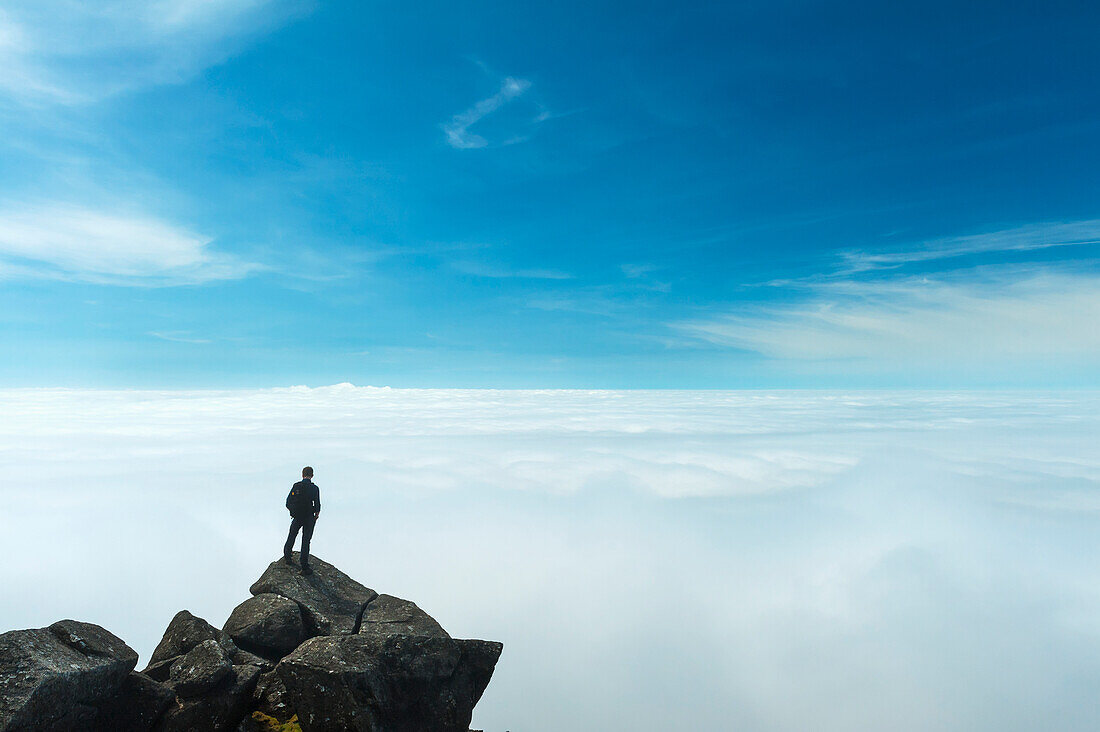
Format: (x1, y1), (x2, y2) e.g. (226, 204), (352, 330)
(168, 640), (232, 698)
(249, 553), (377, 636)
(357, 594), (449, 640)
(155, 664), (261, 732)
(144, 612), (270, 682)
(277, 634), (503, 732)
(0, 620), (138, 731)
(223, 594), (305, 660)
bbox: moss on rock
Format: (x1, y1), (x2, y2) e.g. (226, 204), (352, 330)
(250, 710), (302, 731)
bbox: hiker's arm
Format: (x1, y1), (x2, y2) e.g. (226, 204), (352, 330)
(314, 487), (321, 516)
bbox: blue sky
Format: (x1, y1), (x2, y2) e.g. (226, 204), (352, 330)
(1, 0), (1098, 387)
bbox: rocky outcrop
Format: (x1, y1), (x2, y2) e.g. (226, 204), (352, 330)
(249, 552), (378, 636)
(0, 555), (501, 732)
(0, 620), (138, 731)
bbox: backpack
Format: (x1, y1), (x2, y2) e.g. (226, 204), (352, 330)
(286, 482), (311, 516)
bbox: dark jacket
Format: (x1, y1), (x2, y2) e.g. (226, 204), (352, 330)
(287, 479), (321, 518)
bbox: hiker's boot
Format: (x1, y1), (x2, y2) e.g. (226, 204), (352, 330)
(301, 565), (313, 576)
(282, 554), (294, 566)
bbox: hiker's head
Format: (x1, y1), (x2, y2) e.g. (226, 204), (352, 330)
(302, 466), (314, 479)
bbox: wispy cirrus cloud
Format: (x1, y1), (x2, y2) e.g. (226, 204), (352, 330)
(620, 263), (660, 278)
(0, 202), (257, 285)
(451, 260), (572, 280)
(0, 0), (309, 105)
(839, 219), (1100, 273)
(442, 76), (533, 149)
(619, 262), (671, 292)
(148, 331), (212, 344)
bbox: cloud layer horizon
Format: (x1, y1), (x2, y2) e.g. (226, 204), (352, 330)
(3, 386), (1100, 730)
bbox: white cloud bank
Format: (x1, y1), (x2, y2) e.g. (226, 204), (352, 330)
(676, 220), (1100, 380)
(2, 387), (1100, 730)
(0, 203), (256, 284)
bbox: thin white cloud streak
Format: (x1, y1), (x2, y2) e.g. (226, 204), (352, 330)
(148, 331), (212, 344)
(840, 220), (1100, 273)
(443, 77), (532, 149)
(0, 0), (308, 104)
(451, 260), (573, 280)
(620, 262), (660, 278)
(2, 387), (1100, 731)
(0, 203), (257, 285)
(679, 269), (1100, 365)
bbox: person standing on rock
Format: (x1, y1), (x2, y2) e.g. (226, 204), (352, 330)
(284, 466), (321, 575)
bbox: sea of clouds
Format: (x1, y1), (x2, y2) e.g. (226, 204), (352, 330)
(2, 386), (1100, 731)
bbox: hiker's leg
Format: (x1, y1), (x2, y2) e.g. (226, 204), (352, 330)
(300, 518), (316, 568)
(284, 517), (303, 557)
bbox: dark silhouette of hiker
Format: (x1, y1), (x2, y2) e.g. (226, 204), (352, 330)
(284, 466), (321, 575)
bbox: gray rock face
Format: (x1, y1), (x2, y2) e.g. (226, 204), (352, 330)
(223, 594), (305, 659)
(48, 620), (140, 669)
(35, 703), (98, 731)
(155, 664), (261, 732)
(142, 657), (177, 683)
(358, 594), (450, 640)
(250, 670), (293, 722)
(227, 647), (273, 673)
(144, 611), (271, 682)
(249, 553), (378, 636)
(148, 611), (224, 668)
(277, 633), (503, 732)
(168, 640), (232, 698)
(0, 620), (138, 731)
(94, 672), (175, 732)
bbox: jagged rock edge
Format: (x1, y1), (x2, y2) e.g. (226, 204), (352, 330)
(351, 594), (379, 635)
